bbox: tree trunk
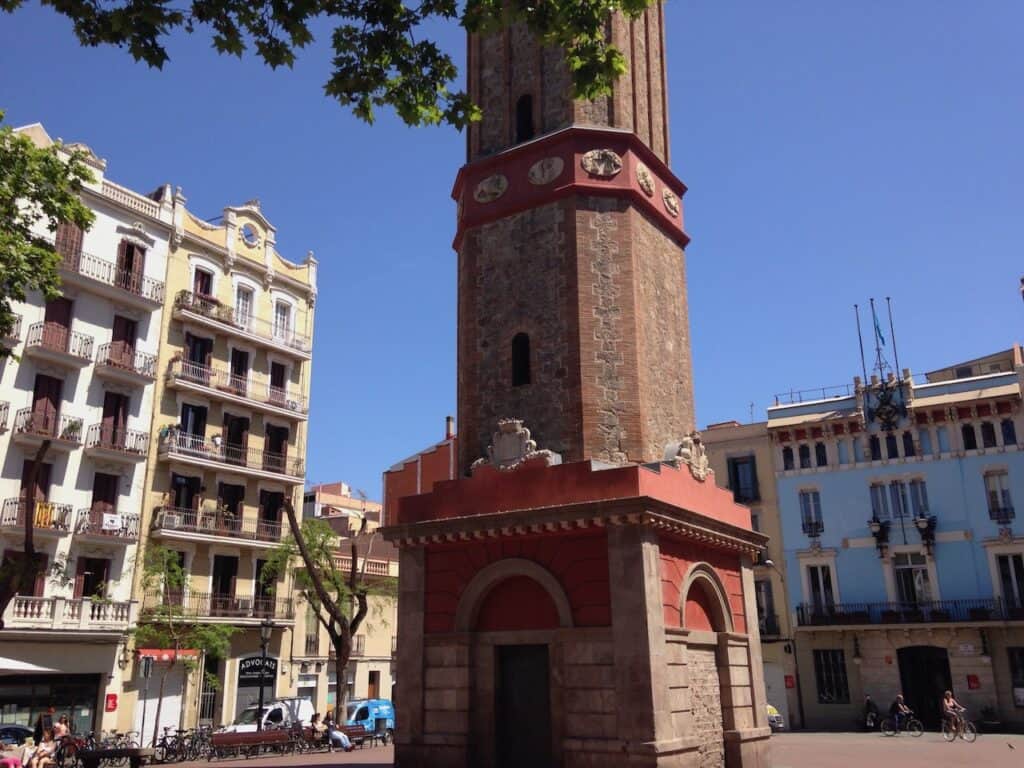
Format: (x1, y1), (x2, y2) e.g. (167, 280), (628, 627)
(333, 644), (348, 723)
(0, 440), (51, 628)
(152, 660), (173, 747)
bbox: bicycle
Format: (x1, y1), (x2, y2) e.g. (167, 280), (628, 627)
(153, 726), (188, 763)
(941, 708), (977, 743)
(55, 731), (98, 768)
(881, 712), (923, 737)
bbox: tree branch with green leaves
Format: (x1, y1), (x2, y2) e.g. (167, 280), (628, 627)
(0, 0), (653, 127)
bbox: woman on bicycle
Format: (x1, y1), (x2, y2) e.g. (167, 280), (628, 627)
(941, 690), (964, 731)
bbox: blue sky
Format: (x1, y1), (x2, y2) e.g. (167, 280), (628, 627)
(2, 2), (1021, 498)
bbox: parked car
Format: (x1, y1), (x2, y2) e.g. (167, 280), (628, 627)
(221, 697), (315, 733)
(0, 725), (32, 746)
(345, 698), (395, 743)
(766, 704), (785, 732)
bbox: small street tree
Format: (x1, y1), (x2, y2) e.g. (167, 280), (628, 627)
(262, 500), (395, 721)
(135, 545), (236, 746)
(0, 111), (95, 628)
(0, 0), (652, 128)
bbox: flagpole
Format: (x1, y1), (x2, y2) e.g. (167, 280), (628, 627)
(854, 304), (868, 386)
(886, 296), (903, 385)
(869, 297), (885, 377)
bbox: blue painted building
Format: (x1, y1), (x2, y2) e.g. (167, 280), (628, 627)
(768, 347), (1024, 729)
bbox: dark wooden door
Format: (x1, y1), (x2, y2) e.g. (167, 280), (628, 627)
(43, 297), (73, 351)
(75, 557), (111, 599)
(117, 242), (145, 292)
(55, 221), (84, 267)
(3, 550), (48, 597)
(264, 425), (288, 471)
(20, 460), (52, 502)
(223, 414), (249, 465)
(185, 333), (213, 383)
(496, 645), (552, 768)
(269, 362), (287, 404)
(91, 472), (119, 513)
(368, 671), (380, 700)
(229, 349), (249, 394)
(31, 374), (62, 433)
(102, 392), (129, 448)
(193, 269), (213, 297)
(111, 315), (137, 367)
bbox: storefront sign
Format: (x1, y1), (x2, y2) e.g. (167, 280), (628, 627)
(105, 694), (117, 712)
(784, 675), (795, 689)
(967, 674), (980, 690)
(238, 656), (278, 688)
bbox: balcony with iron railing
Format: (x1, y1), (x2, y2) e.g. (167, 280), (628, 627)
(796, 597), (1024, 627)
(165, 359), (309, 419)
(74, 508), (141, 542)
(158, 430), (305, 482)
(758, 613), (782, 637)
(0, 401), (8, 434)
(95, 343), (158, 384)
(59, 247), (165, 306)
(151, 506), (284, 545)
(84, 424), (149, 462)
(1, 314), (21, 349)
(801, 519), (824, 538)
(13, 409), (84, 451)
(142, 589), (295, 623)
(3, 595), (136, 633)
(173, 290), (312, 358)
(305, 633), (320, 656)
(990, 505), (1016, 526)
(24, 322), (93, 367)
(0, 498), (73, 534)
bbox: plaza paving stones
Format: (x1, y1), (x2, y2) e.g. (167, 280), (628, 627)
(772, 731), (1024, 768)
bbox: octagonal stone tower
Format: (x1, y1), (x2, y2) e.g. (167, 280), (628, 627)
(385, 8), (772, 768)
(455, 7), (694, 473)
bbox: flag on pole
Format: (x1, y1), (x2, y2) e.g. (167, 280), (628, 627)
(872, 304), (886, 347)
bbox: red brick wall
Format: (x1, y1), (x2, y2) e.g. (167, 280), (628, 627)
(659, 536), (747, 634)
(422, 529), (611, 633)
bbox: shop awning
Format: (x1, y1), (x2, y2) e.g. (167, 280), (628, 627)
(0, 656), (60, 675)
(137, 648), (200, 662)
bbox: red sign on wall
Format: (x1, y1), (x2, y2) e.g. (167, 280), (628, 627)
(884, 656), (893, 665)
(967, 675), (981, 690)
(104, 694), (117, 712)
(784, 675), (796, 689)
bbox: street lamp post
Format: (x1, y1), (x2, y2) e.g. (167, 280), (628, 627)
(257, 616), (275, 732)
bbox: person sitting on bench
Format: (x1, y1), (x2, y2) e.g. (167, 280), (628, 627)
(323, 714), (353, 752)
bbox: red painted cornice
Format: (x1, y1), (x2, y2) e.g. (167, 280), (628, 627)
(451, 126), (690, 250)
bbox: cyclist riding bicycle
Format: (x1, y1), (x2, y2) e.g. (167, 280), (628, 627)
(941, 690), (965, 732)
(889, 694), (912, 732)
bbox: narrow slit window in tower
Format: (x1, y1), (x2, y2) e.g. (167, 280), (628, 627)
(515, 95), (535, 143)
(512, 333), (531, 387)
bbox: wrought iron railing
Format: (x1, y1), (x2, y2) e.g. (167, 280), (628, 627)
(802, 519), (824, 537)
(14, 408), (84, 443)
(2, 314), (21, 343)
(174, 290), (311, 353)
(305, 633), (320, 656)
(796, 598), (1021, 626)
(990, 505), (1016, 526)
(0, 498), (73, 530)
(759, 613), (781, 637)
(60, 248), (165, 303)
(74, 508), (141, 539)
(25, 322), (93, 360)
(167, 359), (308, 413)
(143, 589), (294, 620)
(159, 431), (305, 477)
(0, 401), (8, 431)
(152, 506), (283, 542)
(85, 424), (149, 455)
(96, 343), (158, 379)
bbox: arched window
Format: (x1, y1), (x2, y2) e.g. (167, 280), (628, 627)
(511, 332), (531, 387)
(902, 431), (916, 457)
(798, 444), (811, 469)
(961, 424), (978, 451)
(782, 447), (794, 471)
(869, 435), (882, 461)
(515, 94), (534, 143)
(1002, 418), (1018, 446)
(814, 442), (827, 467)
(980, 421), (997, 449)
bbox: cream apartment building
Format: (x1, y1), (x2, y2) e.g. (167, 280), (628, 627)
(0, 125), (172, 735)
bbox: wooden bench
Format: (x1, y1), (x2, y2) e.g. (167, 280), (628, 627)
(78, 747), (154, 768)
(335, 725), (372, 748)
(209, 729), (292, 759)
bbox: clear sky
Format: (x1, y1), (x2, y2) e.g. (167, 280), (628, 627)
(1, 2), (1021, 499)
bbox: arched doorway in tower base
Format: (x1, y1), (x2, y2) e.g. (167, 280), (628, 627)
(897, 646), (953, 728)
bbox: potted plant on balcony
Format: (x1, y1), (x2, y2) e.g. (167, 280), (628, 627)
(60, 420), (81, 442)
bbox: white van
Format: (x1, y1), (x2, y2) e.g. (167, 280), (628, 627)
(221, 697), (314, 733)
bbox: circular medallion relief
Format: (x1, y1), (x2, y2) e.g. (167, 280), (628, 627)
(636, 163), (655, 197)
(662, 189), (680, 218)
(528, 157), (565, 186)
(474, 173), (509, 203)
(580, 149), (623, 178)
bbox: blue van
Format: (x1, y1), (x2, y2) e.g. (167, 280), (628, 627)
(345, 698), (395, 743)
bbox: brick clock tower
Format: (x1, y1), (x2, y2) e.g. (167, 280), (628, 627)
(385, 9), (772, 768)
